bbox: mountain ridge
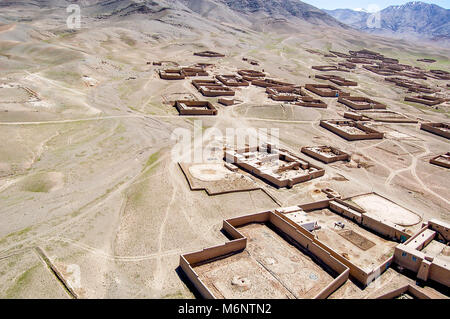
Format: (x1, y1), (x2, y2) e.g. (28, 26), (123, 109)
(324, 1), (450, 41)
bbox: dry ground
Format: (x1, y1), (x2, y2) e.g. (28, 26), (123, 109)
(0, 11), (449, 299)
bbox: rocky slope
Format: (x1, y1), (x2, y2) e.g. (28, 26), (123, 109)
(325, 2), (450, 40)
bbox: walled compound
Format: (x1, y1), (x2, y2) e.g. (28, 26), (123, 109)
(159, 69), (185, 80)
(394, 219), (449, 287)
(194, 51), (225, 57)
(223, 144), (325, 188)
(264, 86), (327, 108)
(301, 146), (351, 164)
(430, 153), (450, 169)
(305, 84), (349, 98)
(427, 69), (450, 80)
(405, 95), (445, 106)
(174, 100), (218, 116)
(329, 51), (351, 58)
(315, 74), (358, 87)
(179, 209), (350, 299)
(344, 110), (418, 124)
(312, 65), (349, 72)
(385, 77), (439, 94)
(159, 66), (209, 80)
(420, 122), (450, 139)
(237, 70), (266, 81)
(180, 192), (437, 297)
(295, 96), (328, 108)
(417, 59), (436, 63)
(320, 120), (384, 141)
(266, 86), (304, 102)
(252, 78), (294, 88)
(338, 62), (357, 69)
(338, 96), (387, 110)
(277, 193), (423, 286)
(192, 79), (236, 97)
(216, 75), (250, 87)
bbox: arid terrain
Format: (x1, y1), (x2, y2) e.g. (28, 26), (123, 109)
(0, 1), (449, 299)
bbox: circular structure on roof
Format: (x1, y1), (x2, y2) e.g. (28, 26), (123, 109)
(189, 164), (228, 182)
(351, 194), (422, 227)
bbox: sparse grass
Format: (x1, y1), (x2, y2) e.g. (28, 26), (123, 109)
(25, 181), (49, 193)
(4, 265), (39, 298)
(128, 105), (140, 112)
(119, 34), (137, 47)
(21, 173), (55, 193)
(0, 226), (33, 246)
(143, 151), (160, 172)
(162, 291), (185, 299)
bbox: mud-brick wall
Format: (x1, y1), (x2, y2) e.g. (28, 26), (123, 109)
(268, 214), (348, 275)
(376, 285), (410, 299)
(223, 220), (245, 239)
(315, 269), (350, 299)
(311, 236), (372, 285)
(180, 256), (216, 299)
(329, 200), (363, 224)
(421, 124), (450, 139)
(394, 245), (424, 273)
(226, 211), (271, 228)
(361, 214), (409, 241)
(183, 239), (247, 266)
(366, 256), (394, 284)
(429, 220), (450, 242)
(268, 213), (313, 248)
(180, 238), (248, 299)
(429, 261), (450, 287)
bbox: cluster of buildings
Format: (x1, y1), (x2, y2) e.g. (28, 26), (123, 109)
(327, 49), (449, 108)
(180, 192), (450, 299)
(153, 50), (449, 298)
(223, 144), (325, 188)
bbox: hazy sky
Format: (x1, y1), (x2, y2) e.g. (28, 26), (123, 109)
(304, 0), (450, 11)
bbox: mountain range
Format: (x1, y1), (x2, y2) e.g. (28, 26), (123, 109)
(324, 1), (450, 41)
(0, 1), (448, 45)
(0, 0), (346, 28)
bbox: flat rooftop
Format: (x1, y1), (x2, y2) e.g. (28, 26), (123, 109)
(225, 146), (324, 187)
(421, 240), (450, 264)
(344, 193), (422, 228)
(285, 207), (397, 273)
(241, 152), (313, 179)
(193, 222), (335, 299)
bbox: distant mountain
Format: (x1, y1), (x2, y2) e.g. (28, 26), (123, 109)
(0, 0), (346, 30)
(322, 8), (370, 28)
(324, 1), (450, 40)
(215, 0), (345, 26)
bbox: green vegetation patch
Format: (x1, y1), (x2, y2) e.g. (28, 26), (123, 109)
(20, 172), (62, 193)
(143, 151), (160, 172)
(0, 226), (33, 246)
(4, 265), (39, 298)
